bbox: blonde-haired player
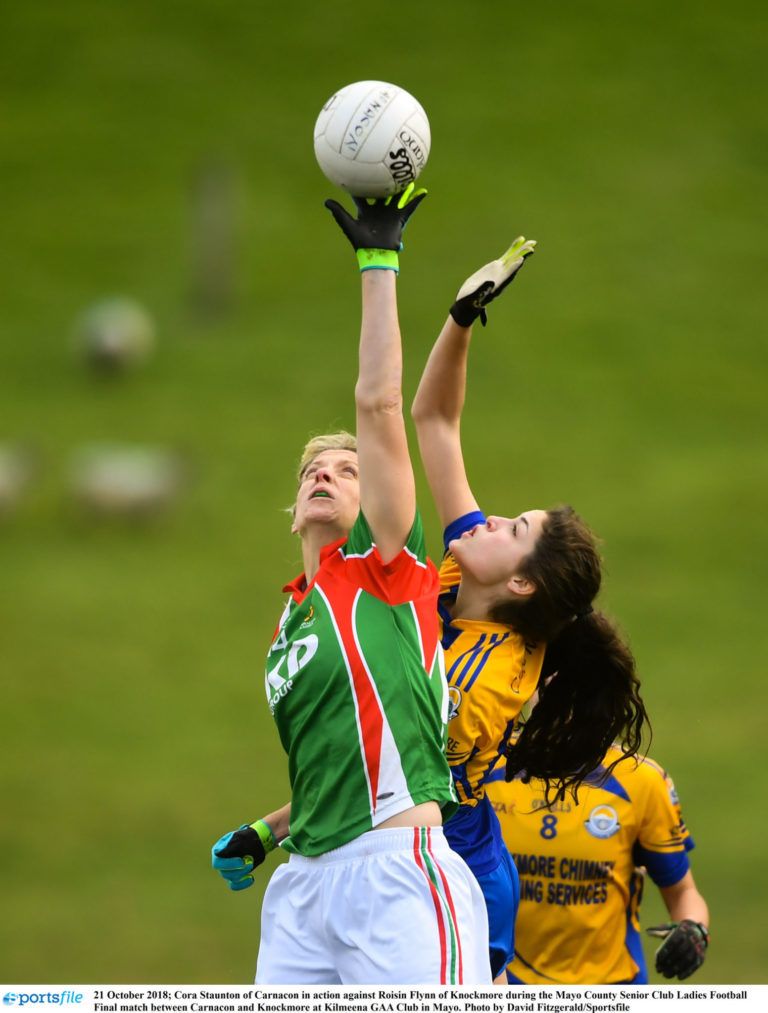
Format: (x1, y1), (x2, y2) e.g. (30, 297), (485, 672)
(211, 188), (491, 985)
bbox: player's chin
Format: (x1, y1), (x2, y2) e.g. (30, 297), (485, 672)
(303, 499), (336, 520)
(448, 537), (468, 562)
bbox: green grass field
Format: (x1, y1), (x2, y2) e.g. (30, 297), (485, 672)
(2, 0), (767, 985)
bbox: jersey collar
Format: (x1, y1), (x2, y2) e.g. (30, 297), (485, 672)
(282, 535), (347, 598)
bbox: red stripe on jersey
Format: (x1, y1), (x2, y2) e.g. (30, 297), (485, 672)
(317, 579), (384, 813)
(427, 827), (464, 984)
(411, 594), (439, 675)
(413, 828), (448, 984)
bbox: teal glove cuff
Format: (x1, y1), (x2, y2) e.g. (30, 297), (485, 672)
(356, 248), (400, 273)
(250, 818), (278, 853)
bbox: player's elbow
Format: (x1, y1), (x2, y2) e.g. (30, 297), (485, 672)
(411, 392), (458, 429)
(410, 394), (429, 426)
(411, 408), (458, 450)
(410, 385), (435, 424)
(355, 382), (403, 417)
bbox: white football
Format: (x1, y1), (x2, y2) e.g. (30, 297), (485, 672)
(314, 81), (430, 198)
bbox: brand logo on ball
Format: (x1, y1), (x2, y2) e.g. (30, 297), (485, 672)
(584, 804), (621, 838)
(343, 88), (395, 154)
(386, 146), (415, 186)
(397, 129), (427, 170)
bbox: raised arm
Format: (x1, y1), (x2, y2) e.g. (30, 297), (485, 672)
(325, 186), (426, 562)
(411, 238), (536, 530)
(354, 270), (414, 561)
(411, 314), (478, 530)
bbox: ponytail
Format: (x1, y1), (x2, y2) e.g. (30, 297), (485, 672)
(506, 609), (649, 798)
(489, 506), (650, 797)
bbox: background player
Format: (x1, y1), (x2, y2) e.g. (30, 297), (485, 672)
(486, 728), (709, 983)
(411, 240), (650, 979)
(211, 187), (492, 985)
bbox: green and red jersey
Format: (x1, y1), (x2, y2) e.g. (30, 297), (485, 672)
(267, 511), (457, 856)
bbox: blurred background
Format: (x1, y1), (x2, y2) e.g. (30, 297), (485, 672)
(1, 0), (766, 985)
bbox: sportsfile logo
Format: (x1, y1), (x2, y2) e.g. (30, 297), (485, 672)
(3, 993), (84, 1006)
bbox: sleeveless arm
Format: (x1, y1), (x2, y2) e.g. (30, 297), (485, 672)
(356, 271), (415, 563)
(411, 316), (480, 530)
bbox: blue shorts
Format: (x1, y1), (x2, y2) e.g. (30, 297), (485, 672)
(474, 848), (520, 978)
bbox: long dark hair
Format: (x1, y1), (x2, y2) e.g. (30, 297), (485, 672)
(493, 506), (650, 797)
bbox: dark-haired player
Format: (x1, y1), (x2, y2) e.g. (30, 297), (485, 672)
(411, 241), (651, 980)
(486, 738), (709, 983)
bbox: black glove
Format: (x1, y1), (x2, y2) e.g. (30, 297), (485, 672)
(450, 236), (536, 327)
(647, 920), (709, 980)
(211, 820), (276, 892)
(324, 182), (427, 271)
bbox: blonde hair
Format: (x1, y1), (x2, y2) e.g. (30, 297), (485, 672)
(296, 431), (357, 482)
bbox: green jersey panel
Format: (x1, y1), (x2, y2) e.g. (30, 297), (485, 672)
(267, 511), (456, 856)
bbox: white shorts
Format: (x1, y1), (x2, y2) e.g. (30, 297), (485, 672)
(255, 825), (492, 985)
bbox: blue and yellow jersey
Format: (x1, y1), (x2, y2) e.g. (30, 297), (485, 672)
(485, 742), (694, 984)
(440, 511), (545, 876)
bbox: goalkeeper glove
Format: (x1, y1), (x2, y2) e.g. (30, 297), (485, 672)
(324, 182), (427, 272)
(647, 920), (709, 980)
(211, 819), (277, 892)
(450, 236), (537, 327)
